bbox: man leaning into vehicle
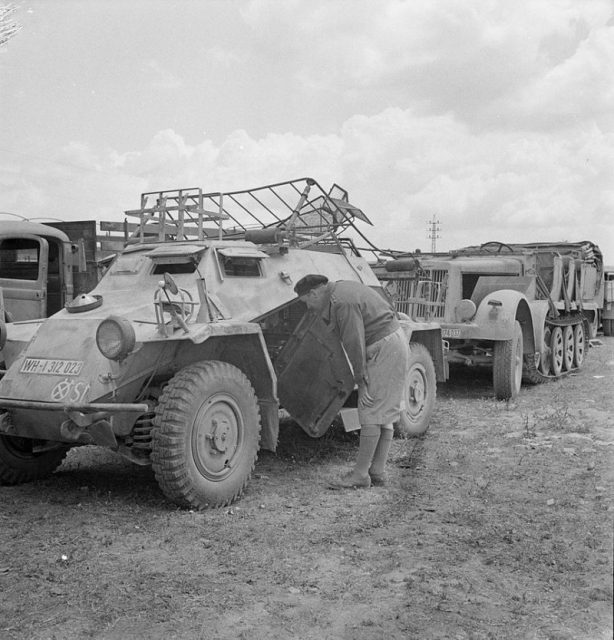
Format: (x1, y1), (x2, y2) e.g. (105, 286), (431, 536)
(294, 274), (409, 489)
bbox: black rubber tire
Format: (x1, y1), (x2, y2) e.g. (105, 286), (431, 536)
(394, 343), (436, 437)
(0, 435), (68, 485)
(493, 321), (523, 400)
(151, 361), (261, 509)
(603, 319), (614, 337)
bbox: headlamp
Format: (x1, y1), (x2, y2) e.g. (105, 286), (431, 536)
(455, 299), (477, 322)
(96, 315), (136, 361)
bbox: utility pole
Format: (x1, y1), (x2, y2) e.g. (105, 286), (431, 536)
(428, 215), (441, 253)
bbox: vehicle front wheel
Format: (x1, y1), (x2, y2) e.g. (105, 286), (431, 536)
(394, 343), (436, 437)
(493, 321), (523, 400)
(151, 361), (261, 509)
(0, 434), (69, 484)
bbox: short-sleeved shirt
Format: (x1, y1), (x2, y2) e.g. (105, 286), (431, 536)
(321, 280), (399, 384)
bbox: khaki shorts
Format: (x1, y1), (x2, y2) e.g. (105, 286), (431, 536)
(358, 327), (409, 425)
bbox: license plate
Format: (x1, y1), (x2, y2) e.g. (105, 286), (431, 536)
(20, 358), (84, 376)
(442, 328), (462, 338)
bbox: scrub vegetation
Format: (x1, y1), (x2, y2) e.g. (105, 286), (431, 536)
(1, 339), (612, 640)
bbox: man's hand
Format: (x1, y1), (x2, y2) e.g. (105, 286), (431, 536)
(358, 375), (374, 408)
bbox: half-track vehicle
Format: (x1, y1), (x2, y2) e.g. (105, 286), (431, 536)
(603, 265), (614, 337)
(0, 178), (445, 509)
(373, 240), (604, 400)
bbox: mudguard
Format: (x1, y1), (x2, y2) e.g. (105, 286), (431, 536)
(473, 290), (531, 341)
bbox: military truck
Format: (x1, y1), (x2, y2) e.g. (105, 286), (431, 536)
(0, 219), (82, 322)
(0, 178), (445, 509)
(374, 240), (604, 400)
(0, 217), (120, 323)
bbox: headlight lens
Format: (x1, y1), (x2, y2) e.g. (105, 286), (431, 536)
(455, 299), (477, 322)
(96, 315), (136, 361)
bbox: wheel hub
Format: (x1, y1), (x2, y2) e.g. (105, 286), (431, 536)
(409, 378), (425, 405)
(208, 417), (231, 453)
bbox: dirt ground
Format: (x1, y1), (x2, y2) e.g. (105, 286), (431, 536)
(1, 338), (612, 640)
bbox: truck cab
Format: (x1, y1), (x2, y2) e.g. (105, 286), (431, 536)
(0, 221), (75, 321)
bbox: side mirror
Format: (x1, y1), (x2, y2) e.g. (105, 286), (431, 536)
(162, 272), (178, 295)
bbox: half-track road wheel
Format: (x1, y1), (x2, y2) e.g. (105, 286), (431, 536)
(550, 326), (565, 377)
(493, 320), (523, 400)
(562, 325), (575, 371)
(573, 322), (586, 369)
(395, 343), (436, 437)
(0, 435), (69, 485)
(151, 361), (261, 509)
(538, 324), (553, 377)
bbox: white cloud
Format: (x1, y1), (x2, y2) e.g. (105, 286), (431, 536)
(2, 107), (612, 260)
(239, 0), (614, 130)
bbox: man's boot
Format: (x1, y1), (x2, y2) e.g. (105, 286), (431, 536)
(368, 426), (393, 486)
(329, 424), (380, 489)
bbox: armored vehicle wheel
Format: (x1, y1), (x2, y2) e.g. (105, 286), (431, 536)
(151, 361), (261, 509)
(395, 343), (436, 437)
(0, 435), (68, 484)
(573, 323), (586, 368)
(603, 319), (614, 337)
(562, 325), (575, 371)
(550, 326), (565, 376)
(493, 321), (523, 400)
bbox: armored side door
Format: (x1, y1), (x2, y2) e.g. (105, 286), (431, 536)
(275, 311), (355, 438)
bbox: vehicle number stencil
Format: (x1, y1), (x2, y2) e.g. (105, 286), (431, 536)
(442, 328), (462, 338)
(50, 378), (90, 403)
(20, 358), (84, 376)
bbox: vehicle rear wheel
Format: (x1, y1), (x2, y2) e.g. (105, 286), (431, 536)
(493, 321), (523, 400)
(0, 435), (69, 484)
(603, 319), (614, 337)
(395, 343), (436, 437)
(550, 326), (564, 376)
(151, 361), (261, 509)
(573, 323), (586, 368)
(562, 325), (574, 371)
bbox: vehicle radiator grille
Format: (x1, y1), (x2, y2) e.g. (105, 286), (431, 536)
(385, 269), (447, 321)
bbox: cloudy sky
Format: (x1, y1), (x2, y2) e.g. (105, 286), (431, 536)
(1, 0), (613, 261)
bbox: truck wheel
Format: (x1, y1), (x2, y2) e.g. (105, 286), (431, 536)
(0, 435), (68, 484)
(395, 343), (436, 437)
(151, 361), (261, 509)
(603, 319), (614, 337)
(550, 326), (564, 376)
(493, 321), (523, 400)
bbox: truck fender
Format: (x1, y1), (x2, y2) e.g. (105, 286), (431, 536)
(401, 320), (447, 382)
(474, 290), (535, 349)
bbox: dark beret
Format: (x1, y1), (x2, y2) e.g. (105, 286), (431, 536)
(294, 274), (329, 297)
